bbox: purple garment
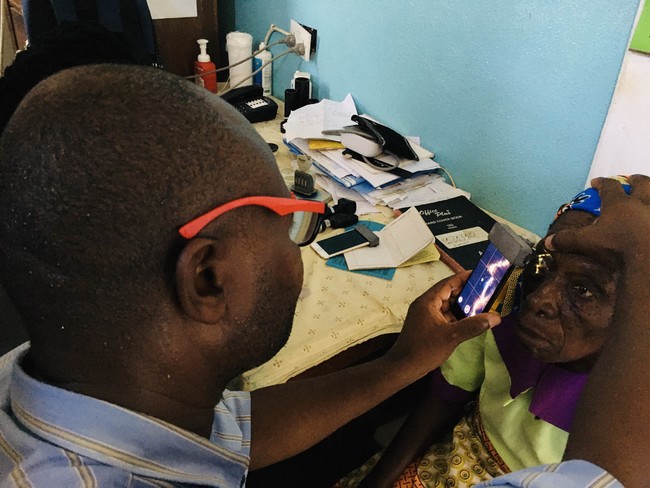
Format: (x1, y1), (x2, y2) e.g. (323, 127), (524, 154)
(429, 368), (476, 404)
(431, 315), (588, 432)
(493, 315), (589, 431)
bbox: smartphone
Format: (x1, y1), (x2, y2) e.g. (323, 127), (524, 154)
(451, 222), (532, 319)
(451, 241), (513, 319)
(311, 228), (370, 259)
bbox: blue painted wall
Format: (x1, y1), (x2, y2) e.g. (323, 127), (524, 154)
(232, 1), (638, 235)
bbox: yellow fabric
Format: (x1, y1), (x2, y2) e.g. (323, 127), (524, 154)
(437, 329), (570, 472)
(237, 244), (454, 390)
(417, 409), (508, 487)
(477, 332), (569, 471)
(492, 267), (523, 317)
(439, 332), (487, 393)
(439, 268), (522, 392)
(335, 409), (508, 488)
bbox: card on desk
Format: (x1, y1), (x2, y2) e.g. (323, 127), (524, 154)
(343, 207), (433, 270)
(399, 196), (495, 272)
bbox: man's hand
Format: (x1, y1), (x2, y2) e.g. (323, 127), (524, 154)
(546, 174), (650, 272)
(553, 174), (650, 487)
(250, 272), (500, 469)
(385, 271), (501, 378)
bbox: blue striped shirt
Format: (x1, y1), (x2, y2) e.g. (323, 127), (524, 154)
(0, 344), (251, 487)
(477, 460), (623, 487)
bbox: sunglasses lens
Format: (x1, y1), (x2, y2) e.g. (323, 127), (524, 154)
(289, 211), (321, 246)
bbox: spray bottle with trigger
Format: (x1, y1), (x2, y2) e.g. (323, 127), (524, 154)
(194, 39), (217, 93)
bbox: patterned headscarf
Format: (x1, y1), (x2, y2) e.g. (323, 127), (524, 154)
(556, 175), (631, 219)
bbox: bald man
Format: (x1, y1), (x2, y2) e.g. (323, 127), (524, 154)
(0, 64), (495, 487)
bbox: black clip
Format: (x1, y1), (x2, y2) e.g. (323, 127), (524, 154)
(321, 198), (359, 230)
(291, 170), (317, 197)
(355, 224), (380, 247)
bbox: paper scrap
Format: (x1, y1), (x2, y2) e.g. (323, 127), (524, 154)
(398, 243), (441, 267)
(284, 94), (358, 142)
(309, 140), (345, 150)
(147, 0), (197, 20)
(436, 226), (489, 249)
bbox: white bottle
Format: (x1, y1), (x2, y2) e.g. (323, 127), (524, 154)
(253, 42), (272, 96)
(226, 31), (253, 87)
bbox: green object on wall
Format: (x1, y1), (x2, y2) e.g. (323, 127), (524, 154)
(630, 1), (650, 54)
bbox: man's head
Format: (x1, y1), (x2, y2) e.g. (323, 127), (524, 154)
(0, 64), (303, 389)
(515, 184), (627, 371)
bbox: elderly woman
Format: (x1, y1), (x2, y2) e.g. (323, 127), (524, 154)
(338, 177), (629, 488)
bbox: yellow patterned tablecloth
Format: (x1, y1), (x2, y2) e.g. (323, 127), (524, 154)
(237, 247), (454, 390)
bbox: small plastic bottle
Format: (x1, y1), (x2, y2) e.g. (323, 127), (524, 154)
(253, 42), (272, 96)
(194, 39), (217, 93)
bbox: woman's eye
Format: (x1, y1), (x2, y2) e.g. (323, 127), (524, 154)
(573, 284), (594, 299)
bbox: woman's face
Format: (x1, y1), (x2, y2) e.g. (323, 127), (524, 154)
(515, 211), (620, 371)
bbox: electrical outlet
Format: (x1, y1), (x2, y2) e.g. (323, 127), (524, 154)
(290, 19), (317, 61)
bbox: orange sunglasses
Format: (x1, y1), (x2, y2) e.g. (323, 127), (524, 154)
(179, 195), (326, 246)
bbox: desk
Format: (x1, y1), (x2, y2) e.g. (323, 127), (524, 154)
(235, 102), (538, 391)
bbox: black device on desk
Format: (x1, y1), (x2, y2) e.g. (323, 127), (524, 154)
(220, 85), (278, 123)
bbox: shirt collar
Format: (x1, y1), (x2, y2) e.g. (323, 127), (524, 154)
(10, 350), (249, 487)
(493, 315), (588, 432)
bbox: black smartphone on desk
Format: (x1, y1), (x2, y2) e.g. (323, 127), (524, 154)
(451, 222), (532, 319)
(220, 85), (278, 123)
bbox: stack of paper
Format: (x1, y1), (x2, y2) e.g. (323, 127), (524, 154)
(284, 94), (468, 212)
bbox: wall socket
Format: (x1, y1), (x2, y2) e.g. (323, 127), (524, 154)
(290, 19), (317, 61)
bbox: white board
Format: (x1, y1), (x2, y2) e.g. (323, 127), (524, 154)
(588, 1), (650, 181)
(588, 50), (650, 181)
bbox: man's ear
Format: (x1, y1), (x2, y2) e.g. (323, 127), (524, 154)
(175, 238), (225, 324)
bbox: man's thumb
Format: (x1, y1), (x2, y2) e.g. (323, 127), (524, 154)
(545, 228), (583, 254)
(454, 312), (501, 342)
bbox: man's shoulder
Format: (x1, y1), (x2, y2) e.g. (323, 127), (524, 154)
(0, 342), (29, 372)
(0, 447), (134, 487)
(0, 342), (29, 412)
(0, 348), (251, 487)
(477, 460), (622, 488)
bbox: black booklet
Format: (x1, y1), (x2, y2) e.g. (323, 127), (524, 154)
(400, 196), (496, 271)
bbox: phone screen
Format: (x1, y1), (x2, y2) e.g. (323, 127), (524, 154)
(312, 229), (369, 258)
(453, 242), (512, 318)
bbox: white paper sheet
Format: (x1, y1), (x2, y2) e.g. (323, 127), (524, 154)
(322, 149), (440, 189)
(313, 174), (380, 215)
(382, 180), (471, 209)
(284, 94), (358, 142)
(147, 0), (197, 20)
(290, 138), (360, 181)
